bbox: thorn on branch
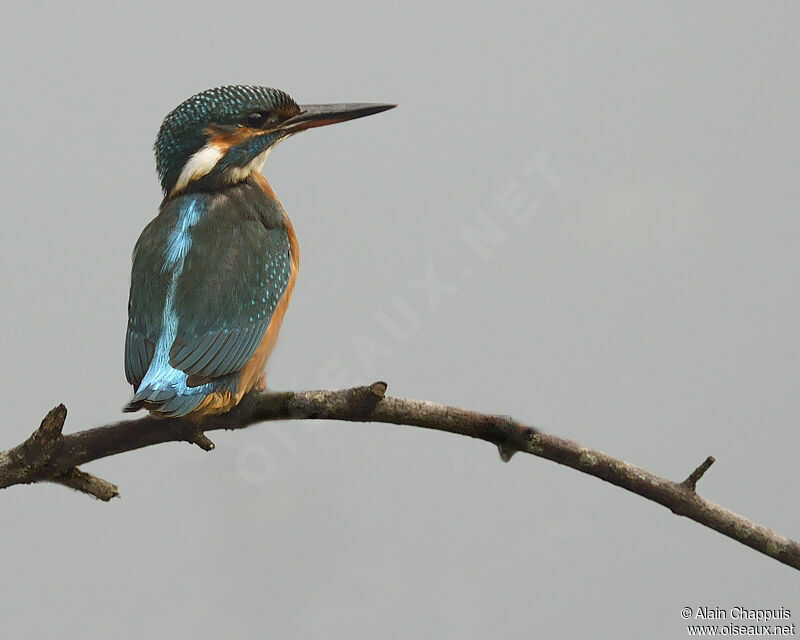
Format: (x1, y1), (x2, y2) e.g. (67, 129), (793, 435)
(191, 431), (215, 451)
(493, 416), (528, 463)
(30, 404), (67, 448)
(369, 381), (388, 398)
(53, 467), (119, 501)
(681, 455), (716, 491)
(343, 381), (388, 420)
(497, 443), (517, 462)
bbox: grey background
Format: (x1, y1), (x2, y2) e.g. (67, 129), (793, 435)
(1, 1), (797, 637)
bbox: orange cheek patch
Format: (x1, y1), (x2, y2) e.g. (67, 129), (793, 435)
(205, 125), (266, 149)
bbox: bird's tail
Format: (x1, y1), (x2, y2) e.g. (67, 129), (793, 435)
(124, 385), (205, 418)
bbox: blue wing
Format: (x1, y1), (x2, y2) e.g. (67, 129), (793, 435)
(124, 186), (291, 416)
(169, 217), (291, 386)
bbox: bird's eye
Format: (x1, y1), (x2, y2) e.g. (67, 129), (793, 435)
(246, 111), (269, 128)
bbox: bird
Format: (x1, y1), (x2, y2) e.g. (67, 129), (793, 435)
(124, 85), (394, 418)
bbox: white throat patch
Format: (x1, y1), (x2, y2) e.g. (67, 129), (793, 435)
(170, 143), (225, 196)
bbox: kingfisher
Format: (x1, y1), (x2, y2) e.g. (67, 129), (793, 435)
(124, 85), (394, 418)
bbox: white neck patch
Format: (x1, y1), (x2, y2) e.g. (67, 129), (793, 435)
(170, 143), (225, 197)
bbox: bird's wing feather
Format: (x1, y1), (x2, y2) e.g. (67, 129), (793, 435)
(124, 216), (172, 388)
(168, 202), (291, 385)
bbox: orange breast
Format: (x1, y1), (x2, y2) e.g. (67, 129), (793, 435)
(234, 203), (299, 396)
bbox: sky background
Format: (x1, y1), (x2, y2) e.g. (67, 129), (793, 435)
(1, 1), (798, 637)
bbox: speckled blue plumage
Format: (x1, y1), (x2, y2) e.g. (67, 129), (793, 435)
(124, 176), (292, 416)
(154, 85), (298, 194)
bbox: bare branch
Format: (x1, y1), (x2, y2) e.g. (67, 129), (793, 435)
(1, 383), (798, 571)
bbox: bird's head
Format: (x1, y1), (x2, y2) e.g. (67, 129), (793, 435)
(154, 85), (395, 197)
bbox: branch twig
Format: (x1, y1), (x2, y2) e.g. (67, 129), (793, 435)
(1, 382), (797, 570)
(682, 455), (716, 491)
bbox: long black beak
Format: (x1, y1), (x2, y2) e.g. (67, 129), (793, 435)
(279, 103), (396, 133)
